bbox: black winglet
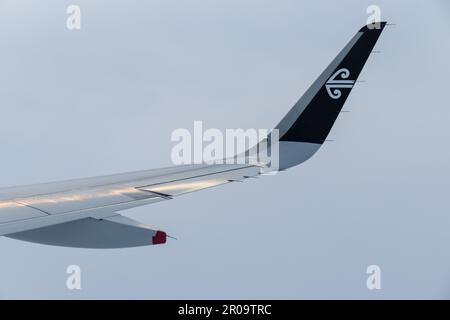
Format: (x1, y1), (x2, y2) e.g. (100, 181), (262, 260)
(276, 22), (387, 144)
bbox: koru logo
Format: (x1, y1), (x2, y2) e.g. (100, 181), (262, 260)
(325, 68), (355, 99)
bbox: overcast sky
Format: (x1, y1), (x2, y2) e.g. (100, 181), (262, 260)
(0, 0), (449, 299)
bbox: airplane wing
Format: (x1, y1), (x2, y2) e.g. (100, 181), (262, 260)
(2, 163), (262, 248)
(1, 22), (386, 248)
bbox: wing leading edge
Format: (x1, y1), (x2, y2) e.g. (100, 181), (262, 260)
(1, 22), (386, 248)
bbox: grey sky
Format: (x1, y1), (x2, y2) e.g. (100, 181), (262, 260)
(0, 0), (449, 299)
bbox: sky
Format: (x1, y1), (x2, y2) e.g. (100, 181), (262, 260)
(0, 0), (449, 299)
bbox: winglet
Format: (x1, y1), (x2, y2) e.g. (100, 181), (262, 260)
(270, 22), (387, 169)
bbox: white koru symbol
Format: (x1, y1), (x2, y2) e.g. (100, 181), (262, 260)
(325, 68), (355, 99)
